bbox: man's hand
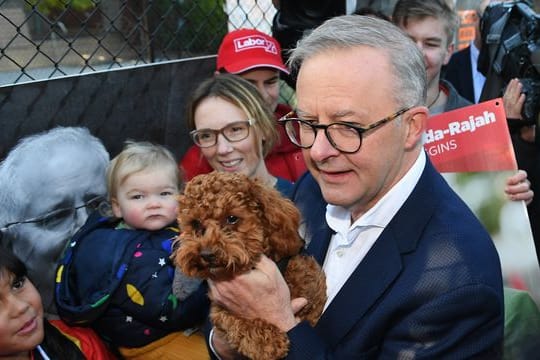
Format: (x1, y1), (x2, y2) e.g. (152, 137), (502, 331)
(209, 255), (305, 332)
(208, 256), (309, 359)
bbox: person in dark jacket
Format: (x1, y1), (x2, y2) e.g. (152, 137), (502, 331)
(207, 15), (505, 358)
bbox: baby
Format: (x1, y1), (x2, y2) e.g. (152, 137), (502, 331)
(55, 141), (207, 358)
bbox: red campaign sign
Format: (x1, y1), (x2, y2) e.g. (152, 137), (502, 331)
(424, 98), (518, 173)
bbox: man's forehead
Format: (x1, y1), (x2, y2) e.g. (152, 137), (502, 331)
(15, 145), (106, 192)
(22, 142), (102, 165)
(299, 45), (388, 70)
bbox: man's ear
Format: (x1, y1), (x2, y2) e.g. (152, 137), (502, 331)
(111, 198), (122, 218)
(404, 106), (428, 150)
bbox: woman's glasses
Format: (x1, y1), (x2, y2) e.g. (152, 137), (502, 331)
(190, 120), (253, 148)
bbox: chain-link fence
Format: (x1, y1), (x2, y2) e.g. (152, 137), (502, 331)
(3, 1), (540, 87)
(0, 0), (276, 85)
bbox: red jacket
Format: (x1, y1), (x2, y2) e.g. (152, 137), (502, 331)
(180, 103), (307, 182)
(49, 319), (116, 359)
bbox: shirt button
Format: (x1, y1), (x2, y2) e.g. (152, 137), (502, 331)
(336, 250), (344, 257)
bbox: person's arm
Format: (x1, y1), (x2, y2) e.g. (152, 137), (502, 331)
(502, 79), (535, 205)
(377, 284), (503, 358)
(285, 283), (503, 359)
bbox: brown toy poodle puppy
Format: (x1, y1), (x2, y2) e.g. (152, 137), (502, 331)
(174, 172), (326, 360)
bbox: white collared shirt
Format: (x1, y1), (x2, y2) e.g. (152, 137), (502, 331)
(322, 151), (426, 311)
(470, 41), (486, 104)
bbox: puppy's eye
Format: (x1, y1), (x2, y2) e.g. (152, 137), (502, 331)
(226, 215), (239, 225)
(191, 220), (205, 235)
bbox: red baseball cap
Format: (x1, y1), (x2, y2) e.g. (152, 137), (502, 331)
(216, 29), (289, 75)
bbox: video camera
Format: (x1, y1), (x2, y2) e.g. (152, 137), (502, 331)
(478, 0), (540, 125)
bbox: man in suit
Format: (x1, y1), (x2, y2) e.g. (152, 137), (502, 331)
(443, 0), (491, 104)
(443, 42), (477, 103)
(208, 15), (504, 358)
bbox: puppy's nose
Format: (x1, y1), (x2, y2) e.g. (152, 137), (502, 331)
(200, 249), (216, 264)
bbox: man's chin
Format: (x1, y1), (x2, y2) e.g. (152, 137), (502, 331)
(320, 187), (351, 207)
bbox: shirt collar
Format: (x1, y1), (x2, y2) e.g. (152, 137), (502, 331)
(326, 151), (426, 236)
(470, 41), (480, 64)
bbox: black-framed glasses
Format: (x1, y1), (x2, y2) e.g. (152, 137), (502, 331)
(190, 120), (253, 148)
(0, 195), (105, 232)
(278, 108), (411, 154)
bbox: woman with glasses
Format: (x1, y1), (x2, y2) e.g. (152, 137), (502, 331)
(180, 29), (306, 183)
(185, 74), (293, 196)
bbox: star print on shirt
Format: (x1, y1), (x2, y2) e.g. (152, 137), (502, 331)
(160, 316), (168, 322)
(152, 272), (158, 278)
(158, 258), (166, 266)
(126, 316), (133, 323)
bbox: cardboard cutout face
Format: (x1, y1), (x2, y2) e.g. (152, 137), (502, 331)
(0, 127), (109, 316)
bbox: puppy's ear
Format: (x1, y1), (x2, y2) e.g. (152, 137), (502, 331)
(250, 181), (304, 259)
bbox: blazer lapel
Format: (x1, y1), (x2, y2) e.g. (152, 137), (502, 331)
(315, 229), (403, 346)
(311, 158), (440, 345)
(306, 224), (333, 264)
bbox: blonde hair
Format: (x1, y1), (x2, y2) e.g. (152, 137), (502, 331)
(186, 74), (278, 157)
(106, 141), (181, 201)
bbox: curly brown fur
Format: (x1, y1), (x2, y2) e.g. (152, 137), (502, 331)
(174, 172), (326, 360)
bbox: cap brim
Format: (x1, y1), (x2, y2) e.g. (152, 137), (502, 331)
(225, 60), (290, 75)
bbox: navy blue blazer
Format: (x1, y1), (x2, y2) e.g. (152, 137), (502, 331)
(443, 46), (475, 104)
(287, 158), (504, 358)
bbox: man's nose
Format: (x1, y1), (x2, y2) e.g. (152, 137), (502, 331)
(310, 129), (340, 161)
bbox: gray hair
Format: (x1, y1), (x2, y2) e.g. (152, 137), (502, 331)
(288, 15), (427, 108)
(0, 127), (109, 224)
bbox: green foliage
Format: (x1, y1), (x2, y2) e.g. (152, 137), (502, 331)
(144, 0), (228, 58)
(176, 0), (228, 54)
(454, 172), (504, 235)
(27, 0), (96, 15)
